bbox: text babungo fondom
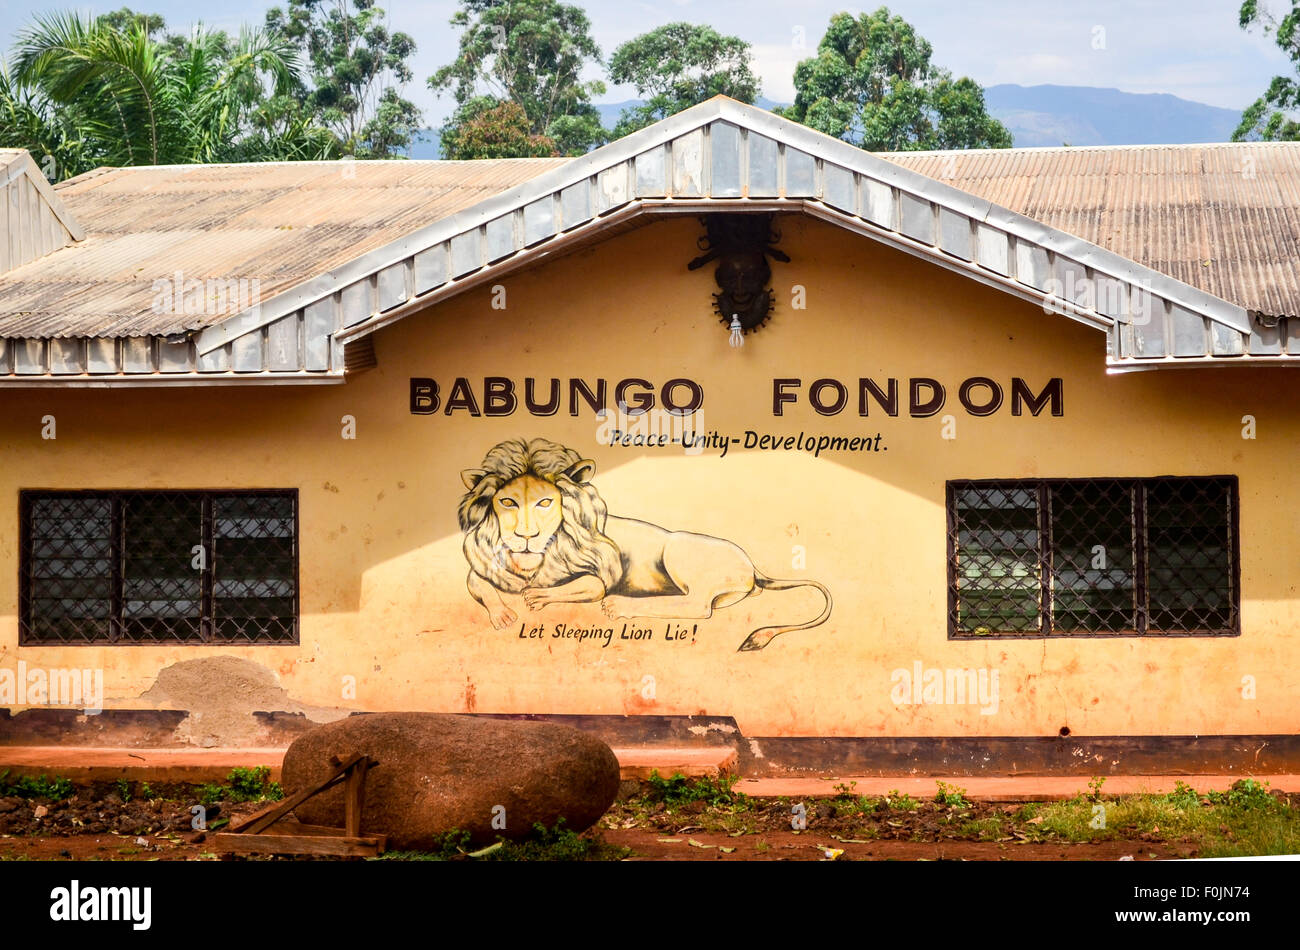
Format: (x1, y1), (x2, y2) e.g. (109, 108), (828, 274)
(408, 376), (1063, 418)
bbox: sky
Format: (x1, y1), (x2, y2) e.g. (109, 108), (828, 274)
(0, 0), (1293, 127)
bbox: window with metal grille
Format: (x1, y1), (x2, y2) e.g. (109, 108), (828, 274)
(20, 490), (297, 645)
(947, 477), (1238, 637)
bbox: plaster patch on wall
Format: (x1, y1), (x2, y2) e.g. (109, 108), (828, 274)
(688, 721), (738, 736)
(138, 656), (351, 748)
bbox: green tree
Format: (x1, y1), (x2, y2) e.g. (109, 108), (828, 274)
(0, 10), (336, 180)
(779, 7), (1011, 151)
(265, 0), (422, 157)
(0, 61), (86, 179)
(441, 96), (558, 159)
(607, 22), (759, 138)
(1234, 0), (1300, 140)
(97, 7), (166, 37)
(430, 0), (606, 157)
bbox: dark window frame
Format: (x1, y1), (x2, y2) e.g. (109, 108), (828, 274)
(19, 489), (299, 646)
(946, 476), (1240, 639)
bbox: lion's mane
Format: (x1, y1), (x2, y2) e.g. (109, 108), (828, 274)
(459, 437), (624, 594)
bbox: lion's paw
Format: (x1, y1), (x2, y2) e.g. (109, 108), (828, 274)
(522, 588), (549, 611)
(489, 605), (518, 629)
(601, 596), (632, 620)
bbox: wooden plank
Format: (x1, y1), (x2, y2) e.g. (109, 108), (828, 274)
(344, 757), (369, 837)
(233, 769), (350, 835)
(262, 818), (386, 847)
(226, 801), (283, 834)
(229, 753), (364, 835)
(211, 832), (384, 858)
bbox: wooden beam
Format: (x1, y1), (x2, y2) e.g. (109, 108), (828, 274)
(262, 818), (387, 847)
(212, 833), (384, 858)
(344, 757), (370, 837)
(228, 753), (365, 835)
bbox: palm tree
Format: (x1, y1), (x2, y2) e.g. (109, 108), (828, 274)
(0, 11), (338, 180)
(0, 60), (87, 179)
(169, 24), (337, 164)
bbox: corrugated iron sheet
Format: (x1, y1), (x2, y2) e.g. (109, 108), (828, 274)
(4, 138), (1298, 344)
(1, 149), (80, 275)
(880, 142), (1300, 319)
(0, 157), (568, 338)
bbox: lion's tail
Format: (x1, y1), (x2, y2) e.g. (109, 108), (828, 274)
(737, 576), (833, 652)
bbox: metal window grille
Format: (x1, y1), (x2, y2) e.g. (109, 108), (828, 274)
(19, 490), (298, 645)
(947, 477), (1238, 638)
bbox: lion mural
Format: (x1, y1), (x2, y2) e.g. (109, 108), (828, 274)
(458, 437), (832, 652)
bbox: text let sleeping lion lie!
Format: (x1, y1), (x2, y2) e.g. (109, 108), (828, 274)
(518, 621), (698, 647)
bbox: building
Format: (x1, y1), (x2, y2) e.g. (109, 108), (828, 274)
(1, 98), (1297, 775)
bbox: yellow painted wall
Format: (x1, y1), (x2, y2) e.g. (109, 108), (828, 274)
(1, 214), (1297, 739)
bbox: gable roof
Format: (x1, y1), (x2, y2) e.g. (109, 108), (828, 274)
(1, 148), (84, 276)
(0, 97), (1296, 384)
(883, 142), (1300, 323)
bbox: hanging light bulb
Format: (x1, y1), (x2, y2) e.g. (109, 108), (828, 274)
(728, 314), (744, 348)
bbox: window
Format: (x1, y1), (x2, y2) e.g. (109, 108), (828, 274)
(947, 477), (1238, 637)
(20, 490), (297, 644)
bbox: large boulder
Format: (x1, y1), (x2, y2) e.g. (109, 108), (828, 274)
(281, 713), (621, 848)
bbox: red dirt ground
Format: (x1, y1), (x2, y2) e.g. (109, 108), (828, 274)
(601, 829), (1181, 860)
(0, 826), (1183, 862)
(0, 784), (1226, 861)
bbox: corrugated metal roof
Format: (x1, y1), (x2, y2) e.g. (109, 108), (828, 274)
(3, 100), (1297, 379)
(0, 157), (568, 338)
(1, 149), (83, 275)
(291, 105), (1261, 373)
(879, 142), (1300, 320)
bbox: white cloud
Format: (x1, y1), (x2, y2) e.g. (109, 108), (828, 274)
(0, 0), (1293, 123)
(748, 42), (806, 103)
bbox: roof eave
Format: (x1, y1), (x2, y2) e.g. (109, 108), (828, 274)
(195, 98), (1253, 359)
(0, 99), (1276, 383)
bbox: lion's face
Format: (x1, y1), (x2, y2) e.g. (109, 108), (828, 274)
(460, 438), (623, 595)
(491, 473), (563, 575)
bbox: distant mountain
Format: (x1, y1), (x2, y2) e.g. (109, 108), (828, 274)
(592, 95), (788, 129)
(409, 96), (787, 158)
(408, 135), (439, 160)
(407, 86), (1244, 158)
(983, 84), (1242, 147)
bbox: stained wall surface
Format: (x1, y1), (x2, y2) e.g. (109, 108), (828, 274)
(1, 215), (1295, 741)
